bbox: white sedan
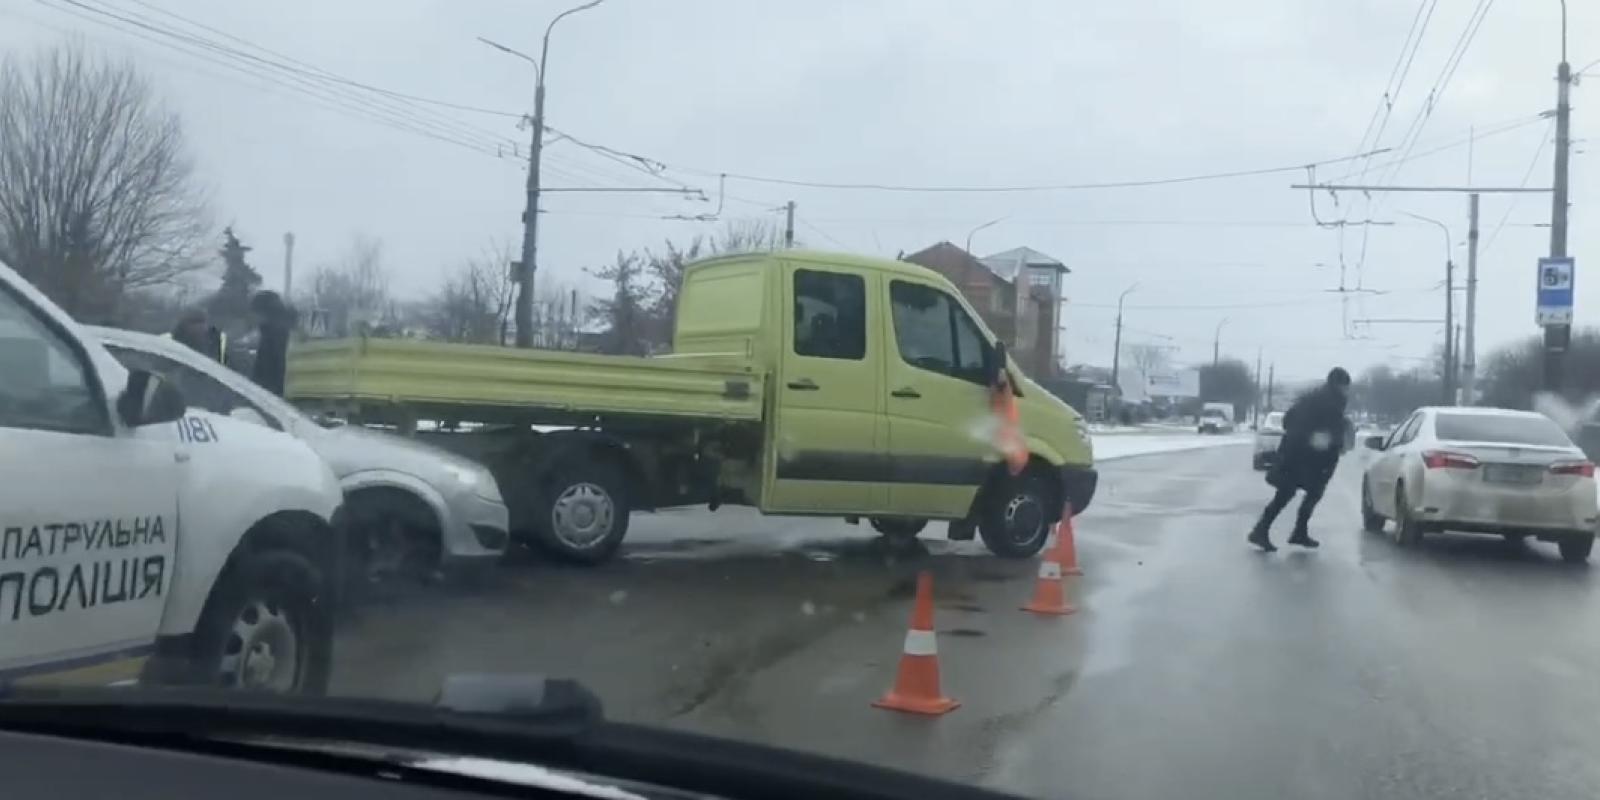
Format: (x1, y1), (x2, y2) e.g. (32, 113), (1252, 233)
(1360, 406), (1600, 562)
(1252, 411), (1285, 471)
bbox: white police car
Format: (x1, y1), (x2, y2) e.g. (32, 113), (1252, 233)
(0, 259), (345, 694)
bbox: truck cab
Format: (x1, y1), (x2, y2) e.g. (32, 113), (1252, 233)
(671, 251), (1096, 555)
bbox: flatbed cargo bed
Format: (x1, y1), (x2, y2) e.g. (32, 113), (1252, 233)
(286, 338), (764, 427)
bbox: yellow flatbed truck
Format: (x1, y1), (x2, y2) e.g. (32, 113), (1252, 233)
(288, 250), (1096, 563)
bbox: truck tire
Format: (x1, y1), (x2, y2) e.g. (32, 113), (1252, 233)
(978, 472), (1055, 559)
(189, 549), (333, 695)
(535, 455), (631, 564)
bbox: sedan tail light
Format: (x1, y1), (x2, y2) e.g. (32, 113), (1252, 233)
(1550, 460), (1596, 478)
(1422, 450), (1480, 470)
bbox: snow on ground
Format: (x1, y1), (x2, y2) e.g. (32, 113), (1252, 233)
(1095, 431), (1251, 461)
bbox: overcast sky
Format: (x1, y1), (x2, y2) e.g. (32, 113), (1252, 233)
(3, 0), (1596, 383)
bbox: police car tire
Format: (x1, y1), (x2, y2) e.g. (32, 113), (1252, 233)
(191, 549), (333, 695)
(534, 456), (631, 565)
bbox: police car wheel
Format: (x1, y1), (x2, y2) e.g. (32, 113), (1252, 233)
(192, 550), (333, 695)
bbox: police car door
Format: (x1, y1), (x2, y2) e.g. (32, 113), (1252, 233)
(0, 284), (178, 681)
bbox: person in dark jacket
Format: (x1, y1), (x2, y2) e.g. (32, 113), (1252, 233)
(170, 309), (224, 362)
(1248, 367), (1353, 552)
(250, 290), (297, 397)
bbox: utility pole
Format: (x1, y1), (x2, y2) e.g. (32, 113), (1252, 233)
(784, 201), (796, 248)
(1454, 324), (1463, 403)
(282, 232), (295, 298)
(482, 1), (607, 348)
(1266, 364), (1275, 413)
(1399, 212), (1454, 405)
(1109, 283), (1138, 395)
(1212, 317), (1229, 366)
(1545, 42), (1574, 391)
(1463, 193), (1480, 405)
(1253, 348), (1263, 426)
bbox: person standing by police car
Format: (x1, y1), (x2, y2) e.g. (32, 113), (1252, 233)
(1248, 367), (1353, 552)
(250, 290), (297, 397)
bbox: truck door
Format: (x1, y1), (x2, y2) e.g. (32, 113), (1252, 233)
(0, 284), (178, 682)
(765, 264), (886, 513)
(882, 278), (995, 517)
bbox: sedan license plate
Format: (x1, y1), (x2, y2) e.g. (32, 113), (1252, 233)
(1483, 464), (1542, 485)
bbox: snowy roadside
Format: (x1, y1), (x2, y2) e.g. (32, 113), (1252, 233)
(1094, 432), (1251, 462)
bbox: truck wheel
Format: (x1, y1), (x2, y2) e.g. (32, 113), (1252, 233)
(190, 549), (333, 695)
(1559, 533), (1594, 564)
(978, 472), (1055, 559)
(536, 456), (631, 564)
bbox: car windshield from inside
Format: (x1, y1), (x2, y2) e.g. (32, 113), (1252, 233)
(1433, 413), (1574, 448)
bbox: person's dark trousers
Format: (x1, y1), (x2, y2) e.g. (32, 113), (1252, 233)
(1254, 483), (1325, 537)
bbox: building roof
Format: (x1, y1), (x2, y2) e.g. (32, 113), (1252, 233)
(980, 246), (1070, 280)
(900, 241), (1010, 285)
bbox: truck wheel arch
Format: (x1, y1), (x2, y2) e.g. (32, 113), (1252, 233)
(517, 430), (653, 512)
(968, 456), (1066, 526)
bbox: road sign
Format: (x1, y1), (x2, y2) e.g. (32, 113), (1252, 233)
(1536, 257), (1575, 326)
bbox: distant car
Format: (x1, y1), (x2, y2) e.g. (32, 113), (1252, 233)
(1198, 403), (1235, 435)
(1359, 406), (1599, 562)
(91, 326), (510, 589)
(1252, 411), (1285, 470)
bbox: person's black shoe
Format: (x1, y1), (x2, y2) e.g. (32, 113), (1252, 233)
(1248, 528), (1277, 552)
(1287, 530), (1321, 548)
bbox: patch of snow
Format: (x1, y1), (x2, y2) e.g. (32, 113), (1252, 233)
(1094, 432), (1251, 461)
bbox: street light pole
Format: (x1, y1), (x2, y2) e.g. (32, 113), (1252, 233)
(964, 217), (1004, 254)
(484, 0), (606, 348)
(1401, 211), (1456, 404)
(1212, 317), (1229, 366)
(1109, 283), (1139, 396)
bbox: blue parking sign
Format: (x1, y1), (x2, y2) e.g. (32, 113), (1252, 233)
(1537, 257), (1574, 326)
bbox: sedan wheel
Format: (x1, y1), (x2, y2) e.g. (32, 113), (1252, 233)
(1360, 480), (1385, 534)
(1393, 484), (1423, 547)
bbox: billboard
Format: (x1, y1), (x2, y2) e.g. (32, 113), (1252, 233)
(1144, 368), (1199, 399)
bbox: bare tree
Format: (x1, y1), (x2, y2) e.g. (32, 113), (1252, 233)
(588, 251), (650, 355)
(420, 244), (515, 345)
(715, 218), (786, 254)
(0, 43), (209, 320)
(1122, 342), (1171, 382)
(304, 235), (390, 337)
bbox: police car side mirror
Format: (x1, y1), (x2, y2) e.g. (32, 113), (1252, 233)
(117, 369), (187, 428)
(1363, 434), (1386, 451)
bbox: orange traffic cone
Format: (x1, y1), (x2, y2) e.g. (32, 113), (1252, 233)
(1022, 524), (1077, 616)
(991, 379), (1028, 477)
(1057, 503), (1083, 576)
(873, 571), (960, 715)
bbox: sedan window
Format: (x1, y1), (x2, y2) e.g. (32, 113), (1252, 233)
(1434, 413), (1573, 448)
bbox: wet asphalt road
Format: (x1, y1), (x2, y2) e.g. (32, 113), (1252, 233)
(330, 440), (1600, 798)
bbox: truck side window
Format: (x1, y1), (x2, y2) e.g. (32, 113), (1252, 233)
(0, 284), (108, 435)
(890, 281), (988, 384)
(792, 269), (865, 360)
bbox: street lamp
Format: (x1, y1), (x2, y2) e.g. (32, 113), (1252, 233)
(964, 217), (1004, 254)
(1109, 282), (1139, 394)
(481, 0), (608, 347)
(1401, 211), (1456, 404)
(1212, 317), (1229, 366)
